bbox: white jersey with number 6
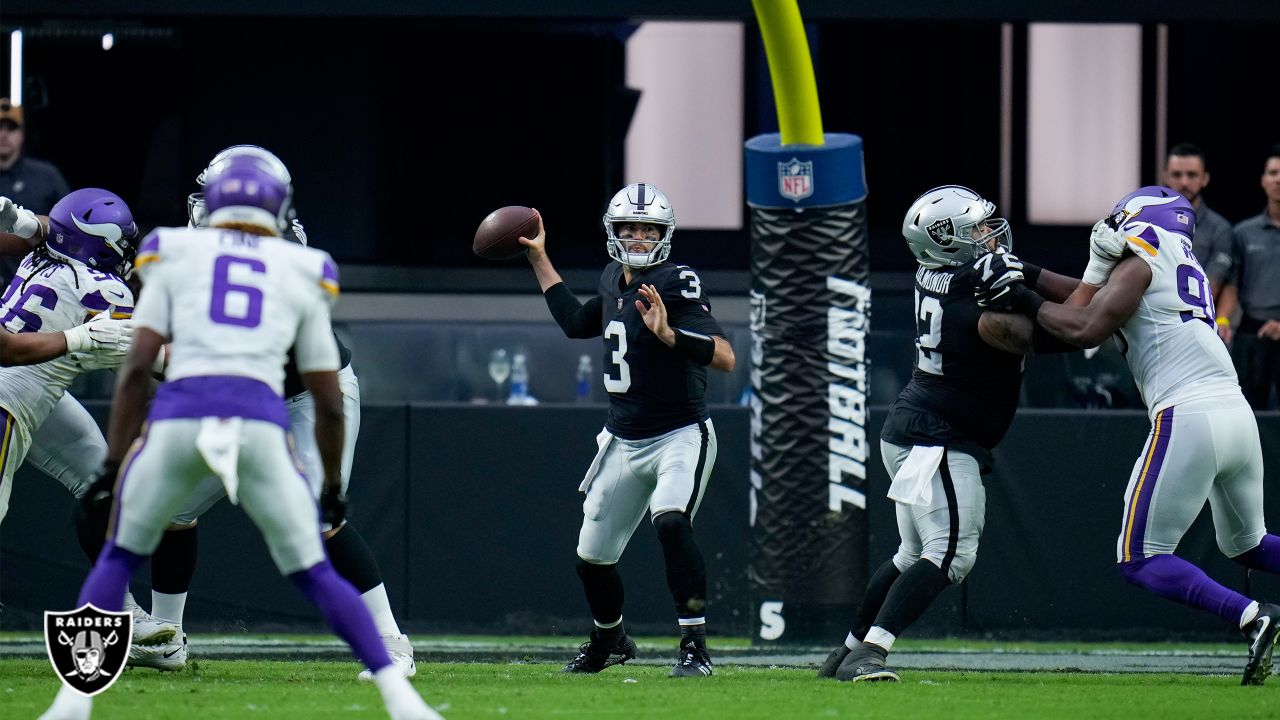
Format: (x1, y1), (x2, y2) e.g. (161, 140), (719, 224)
(1117, 227), (1238, 417)
(132, 227), (340, 392)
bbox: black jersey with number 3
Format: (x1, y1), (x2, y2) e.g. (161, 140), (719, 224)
(595, 261), (724, 440)
(880, 263), (1023, 465)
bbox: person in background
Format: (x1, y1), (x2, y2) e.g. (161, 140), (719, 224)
(1163, 143), (1235, 337)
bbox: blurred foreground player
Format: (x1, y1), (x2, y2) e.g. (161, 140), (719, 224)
(40, 156), (440, 720)
(111, 146), (413, 679)
(521, 183), (735, 677)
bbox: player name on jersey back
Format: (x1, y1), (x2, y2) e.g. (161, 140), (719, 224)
(132, 227), (341, 398)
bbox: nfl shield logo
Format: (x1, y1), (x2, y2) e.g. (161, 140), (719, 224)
(45, 604), (132, 697)
(778, 158), (814, 203)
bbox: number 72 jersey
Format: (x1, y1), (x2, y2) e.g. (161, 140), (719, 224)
(1116, 227), (1238, 415)
(597, 261), (724, 440)
(132, 227), (341, 396)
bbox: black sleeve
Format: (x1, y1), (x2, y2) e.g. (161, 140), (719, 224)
(544, 282), (603, 339)
(1032, 322), (1080, 354)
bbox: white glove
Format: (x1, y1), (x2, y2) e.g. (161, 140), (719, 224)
(1083, 218), (1127, 286)
(63, 314), (135, 355)
(0, 196), (42, 240)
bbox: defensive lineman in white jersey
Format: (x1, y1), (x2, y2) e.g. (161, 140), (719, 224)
(0, 188), (138, 525)
(40, 156), (440, 720)
(974, 185), (1280, 686)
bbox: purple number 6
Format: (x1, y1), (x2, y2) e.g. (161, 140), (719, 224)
(210, 255), (265, 328)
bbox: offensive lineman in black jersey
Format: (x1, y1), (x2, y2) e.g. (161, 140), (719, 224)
(818, 185), (1080, 682)
(519, 183), (735, 677)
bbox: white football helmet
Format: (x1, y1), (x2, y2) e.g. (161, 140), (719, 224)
(902, 185), (1012, 269)
(187, 145), (296, 236)
(604, 183), (675, 268)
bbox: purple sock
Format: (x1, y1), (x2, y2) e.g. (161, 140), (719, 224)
(1233, 534), (1280, 573)
(77, 543), (146, 611)
(289, 560), (391, 673)
(1120, 554), (1252, 625)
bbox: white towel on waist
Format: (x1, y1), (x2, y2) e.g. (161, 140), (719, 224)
(196, 417), (243, 504)
(578, 429), (614, 493)
(886, 445), (944, 506)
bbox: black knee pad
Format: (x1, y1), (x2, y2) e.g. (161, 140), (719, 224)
(653, 511), (694, 545)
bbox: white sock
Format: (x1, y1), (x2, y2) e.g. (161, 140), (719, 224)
(123, 590), (140, 611)
(372, 665), (419, 705)
(594, 616), (623, 630)
(360, 584), (401, 637)
(44, 683), (93, 718)
(844, 632), (859, 651)
(151, 591), (187, 626)
(1241, 601), (1261, 629)
(863, 626), (897, 652)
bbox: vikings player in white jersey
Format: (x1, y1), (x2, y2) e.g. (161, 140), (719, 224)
(112, 145), (413, 678)
(978, 185), (1280, 686)
(0, 189), (138, 525)
(39, 156), (440, 720)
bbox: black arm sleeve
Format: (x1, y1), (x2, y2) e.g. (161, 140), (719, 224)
(544, 282), (603, 339)
(1032, 322), (1080, 354)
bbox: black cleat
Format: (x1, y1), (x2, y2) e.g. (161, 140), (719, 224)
(835, 641), (900, 683)
(818, 644), (852, 679)
(1242, 603), (1280, 686)
(563, 630), (637, 674)
(670, 636), (713, 677)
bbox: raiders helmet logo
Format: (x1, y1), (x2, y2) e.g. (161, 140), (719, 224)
(44, 604), (133, 697)
(925, 217), (955, 246)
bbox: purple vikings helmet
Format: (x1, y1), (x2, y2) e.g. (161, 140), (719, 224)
(46, 188), (140, 277)
(1106, 185), (1197, 251)
(203, 155), (293, 237)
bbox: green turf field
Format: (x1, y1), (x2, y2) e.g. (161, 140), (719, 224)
(4, 654), (1278, 720)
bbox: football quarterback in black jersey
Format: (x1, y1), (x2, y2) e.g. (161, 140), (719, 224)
(521, 183), (735, 677)
(819, 185), (1080, 683)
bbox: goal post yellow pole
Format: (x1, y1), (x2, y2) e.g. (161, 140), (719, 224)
(751, 0), (824, 146)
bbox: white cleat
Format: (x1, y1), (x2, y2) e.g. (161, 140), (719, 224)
(359, 634), (417, 682)
(38, 684), (92, 720)
(128, 603), (178, 646)
(128, 632), (187, 671)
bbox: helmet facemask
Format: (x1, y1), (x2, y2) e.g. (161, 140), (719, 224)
(603, 183), (675, 269)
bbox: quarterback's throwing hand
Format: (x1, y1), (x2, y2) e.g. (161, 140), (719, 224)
(636, 284), (674, 345)
(973, 249), (1026, 310)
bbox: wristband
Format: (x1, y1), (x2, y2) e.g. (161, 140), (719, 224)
(63, 325), (92, 354)
(1009, 284), (1046, 319)
(1021, 261), (1042, 290)
(1216, 317), (1230, 327)
(672, 328), (715, 366)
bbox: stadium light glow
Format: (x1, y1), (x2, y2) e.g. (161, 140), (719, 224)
(9, 30), (21, 106)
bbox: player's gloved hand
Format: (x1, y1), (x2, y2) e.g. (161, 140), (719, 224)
(64, 314), (135, 356)
(0, 196), (42, 239)
(76, 459), (121, 531)
(1083, 218), (1127, 286)
(973, 248), (1026, 309)
(320, 486), (348, 527)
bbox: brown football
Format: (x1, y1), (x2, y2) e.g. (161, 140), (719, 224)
(473, 206), (540, 261)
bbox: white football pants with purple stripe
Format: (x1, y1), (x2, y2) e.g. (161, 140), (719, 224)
(167, 365), (360, 528)
(576, 420), (716, 565)
(1117, 393), (1265, 563)
(112, 418), (325, 574)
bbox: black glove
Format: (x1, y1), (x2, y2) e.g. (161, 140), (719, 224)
(320, 486), (349, 527)
(75, 460), (121, 552)
(973, 249), (1027, 310)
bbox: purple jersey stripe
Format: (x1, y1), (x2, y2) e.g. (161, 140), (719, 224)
(107, 424), (151, 541)
(321, 256), (339, 287)
(80, 290), (112, 313)
(1124, 407), (1175, 562)
(138, 230), (161, 257)
(149, 375), (289, 429)
(0, 409), (15, 479)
